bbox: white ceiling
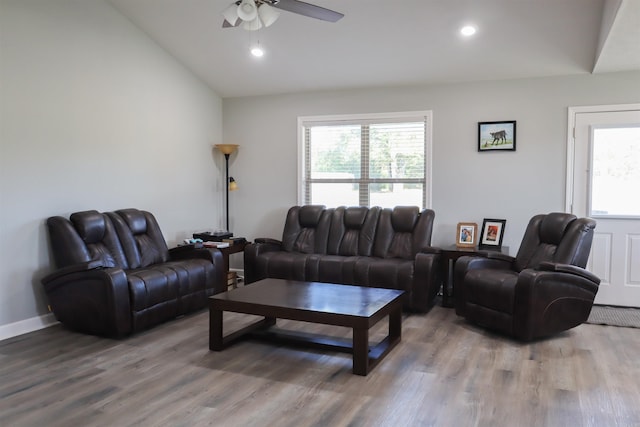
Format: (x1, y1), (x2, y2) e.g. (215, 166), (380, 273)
(108, 0), (640, 98)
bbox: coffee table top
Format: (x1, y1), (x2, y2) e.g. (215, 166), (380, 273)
(211, 278), (404, 319)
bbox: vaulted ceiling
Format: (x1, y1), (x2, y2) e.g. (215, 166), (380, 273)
(109, 0), (640, 98)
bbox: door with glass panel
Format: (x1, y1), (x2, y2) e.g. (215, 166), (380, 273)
(568, 105), (640, 307)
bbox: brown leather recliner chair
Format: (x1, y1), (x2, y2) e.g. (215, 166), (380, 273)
(454, 212), (600, 341)
(42, 209), (226, 337)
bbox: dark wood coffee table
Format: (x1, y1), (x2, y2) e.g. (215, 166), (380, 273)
(209, 278), (404, 376)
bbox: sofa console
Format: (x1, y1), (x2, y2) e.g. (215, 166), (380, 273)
(244, 205), (443, 312)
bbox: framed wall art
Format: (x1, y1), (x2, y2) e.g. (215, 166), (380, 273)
(478, 121), (516, 152)
(456, 222), (478, 248)
(479, 218), (506, 249)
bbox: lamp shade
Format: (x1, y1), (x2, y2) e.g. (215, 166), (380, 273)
(215, 144), (239, 155)
(237, 0), (258, 21)
(221, 4), (239, 25)
(258, 3), (280, 27)
(229, 177), (238, 191)
(242, 16), (263, 31)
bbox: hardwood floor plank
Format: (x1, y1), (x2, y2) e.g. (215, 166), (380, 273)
(1, 305), (639, 426)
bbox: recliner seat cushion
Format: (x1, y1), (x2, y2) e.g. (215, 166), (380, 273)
(353, 257), (413, 292)
(464, 269), (519, 314)
(254, 251), (311, 281)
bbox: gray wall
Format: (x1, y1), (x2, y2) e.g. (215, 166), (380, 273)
(223, 72), (640, 262)
(0, 0), (224, 338)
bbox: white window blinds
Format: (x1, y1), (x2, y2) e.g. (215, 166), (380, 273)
(299, 112), (431, 208)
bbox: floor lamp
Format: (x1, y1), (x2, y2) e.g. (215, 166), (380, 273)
(214, 144), (239, 233)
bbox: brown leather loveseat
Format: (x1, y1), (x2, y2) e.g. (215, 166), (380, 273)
(42, 208), (226, 337)
(244, 205), (443, 312)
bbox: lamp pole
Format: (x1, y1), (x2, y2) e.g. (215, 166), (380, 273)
(224, 153), (230, 232)
(214, 144), (238, 233)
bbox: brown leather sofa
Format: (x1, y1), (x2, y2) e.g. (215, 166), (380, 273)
(244, 205), (443, 312)
(454, 212), (599, 341)
(42, 209), (226, 337)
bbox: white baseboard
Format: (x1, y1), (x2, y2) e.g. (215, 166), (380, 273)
(0, 313), (58, 342)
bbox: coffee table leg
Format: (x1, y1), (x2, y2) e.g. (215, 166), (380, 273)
(209, 307), (223, 351)
(389, 304), (402, 341)
(352, 327), (369, 376)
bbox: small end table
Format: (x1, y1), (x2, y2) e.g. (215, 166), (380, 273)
(217, 242), (248, 289)
(440, 244), (509, 308)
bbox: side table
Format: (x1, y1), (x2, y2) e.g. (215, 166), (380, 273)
(217, 242), (248, 289)
(440, 244), (509, 308)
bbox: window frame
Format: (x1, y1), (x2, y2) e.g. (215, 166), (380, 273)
(297, 111), (433, 208)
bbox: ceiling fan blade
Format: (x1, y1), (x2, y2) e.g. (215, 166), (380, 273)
(272, 0), (343, 22)
(222, 18), (240, 28)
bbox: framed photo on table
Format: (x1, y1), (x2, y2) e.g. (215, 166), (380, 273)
(456, 222), (478, 248)
(479, 219), (506, 249)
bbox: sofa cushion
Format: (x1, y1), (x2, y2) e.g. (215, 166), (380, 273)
(108, 209), (170, 268)
(464, 269), (518, 314)
(373, 207), (433, 259)
(327, 206), (380, 256)
(68, 210), (127, 268)
(353, 257), (414, 297)
(281, 206), (333, 254)
(253, 251), (311, 281)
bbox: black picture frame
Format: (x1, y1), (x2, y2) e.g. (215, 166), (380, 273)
(478, 121), (516, 152)
(479, 218), (506, 249)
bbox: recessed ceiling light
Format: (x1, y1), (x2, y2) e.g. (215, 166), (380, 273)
(460, 25), (477, 36)
(250, 46), (264, 57)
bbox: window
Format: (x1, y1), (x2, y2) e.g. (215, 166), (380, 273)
(298, 111), (432, 208)
(590, 125), (640, 217)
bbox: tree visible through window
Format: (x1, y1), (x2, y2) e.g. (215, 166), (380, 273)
(299, 112), (431, 208)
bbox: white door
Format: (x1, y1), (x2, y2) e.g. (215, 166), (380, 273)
(567, 105), (640, 307)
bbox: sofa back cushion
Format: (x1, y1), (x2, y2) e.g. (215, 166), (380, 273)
(373, 207), (435, 259)
(327, 206), (380, 256)
(281, 205), (333, 254)
(46, 210), (128, 269)
(514, 212), (595, 271)
(107, 209), (170, 268)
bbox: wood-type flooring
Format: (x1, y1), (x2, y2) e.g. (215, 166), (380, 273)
(1, 304), (639, 426)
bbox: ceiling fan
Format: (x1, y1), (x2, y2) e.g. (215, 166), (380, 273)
(222, 0), (343, 31)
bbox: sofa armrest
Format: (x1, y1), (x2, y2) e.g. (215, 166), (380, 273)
(512, 267), (600, 340)
(169, 244), (223, 264)
(475, 250), (515, 263)
(254, 237), (282, 246)
(168, 245), (226, 294)
(413, 250), (443, 311)
(418, 246), (442, 255)
(42, 260), (106, 284)
(243, 239), (285, 284)
(41, 266), (132, 337)
(538, 261), (600, 284)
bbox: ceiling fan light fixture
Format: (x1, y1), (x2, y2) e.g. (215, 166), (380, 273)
(237, 0), (258, 21)
(258, 3), (280, 27)
(242, 16), (263, 31)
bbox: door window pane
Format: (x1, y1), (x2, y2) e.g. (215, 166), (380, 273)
(591, 126), (640, 217)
